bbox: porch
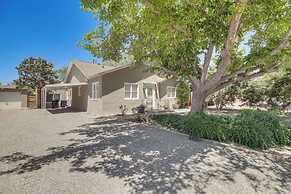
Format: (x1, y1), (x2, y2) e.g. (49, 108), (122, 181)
(41, 83), (88, 110)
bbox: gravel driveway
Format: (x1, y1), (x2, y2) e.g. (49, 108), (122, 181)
(0, 109), (290, 194)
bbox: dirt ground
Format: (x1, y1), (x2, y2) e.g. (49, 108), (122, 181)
(0, 109), (290, 193)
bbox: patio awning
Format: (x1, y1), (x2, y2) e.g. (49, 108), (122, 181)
(41, 82), (88, 109)
(42, 82), (88, 90)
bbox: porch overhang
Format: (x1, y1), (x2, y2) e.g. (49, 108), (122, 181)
(41, 83), (88, 109)
(43, 82), (88, 90)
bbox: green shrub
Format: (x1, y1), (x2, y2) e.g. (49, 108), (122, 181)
(150, 114), (185, 132)
(182, 113), (230, 142)
(229, 110), (291, 149)
(150, 110), (290, 150)
(176, 82), (190, 108)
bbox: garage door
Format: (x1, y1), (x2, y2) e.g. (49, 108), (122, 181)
(0, 92), (21, 109)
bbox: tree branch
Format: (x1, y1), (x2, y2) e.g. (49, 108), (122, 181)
(189, 76), (199, 88)
(270, 26), (291, 56)
(140, 0), (161, 16)
(201, 41), (214, 82)
(205, 0), (248, 91)
(256, 26), (291, 64)
(219, 26), (291, 84)
(185, 0), (209, 19)
(207, 72), (260, 96)
(208, 63), (280, 95)
(195, 65), (202, 78)
(219, 66), (249, 83)
(160, 66), (177, 75)
(175, 24), (192, 41)
(140, 0), (193, 41)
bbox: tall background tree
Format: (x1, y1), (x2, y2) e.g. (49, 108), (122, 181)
(56, 66), (68, 82)
(80, 0), (290, 113)
(14, 57), (58, 107)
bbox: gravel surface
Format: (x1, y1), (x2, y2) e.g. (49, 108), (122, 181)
(0, 109), (290, 194)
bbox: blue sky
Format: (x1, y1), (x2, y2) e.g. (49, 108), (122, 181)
(0, 0), (100, 84)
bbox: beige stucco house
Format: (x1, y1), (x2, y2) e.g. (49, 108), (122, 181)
(0, 85), (28, 109)
(42, 60), (178, 116)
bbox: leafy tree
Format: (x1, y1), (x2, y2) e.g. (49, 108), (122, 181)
(104, 54), (134, 67)
(176, 82), (191, 108)
(239, 82), (265, 107)
(56, 66), (68, 82)
(14, 57), (58, 107)
(265, 69), (291, 110)
(209, 83), (240, 109)
(14, 57), (58, 90)
(80, 0), (291, 113)
(212, 68), (291, 111)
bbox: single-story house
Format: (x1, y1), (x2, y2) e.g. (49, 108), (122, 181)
(41, 60), (178, 116)
(0, 85), (28, 109)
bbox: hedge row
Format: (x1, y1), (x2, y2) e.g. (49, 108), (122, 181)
(150, 110), (291, 150)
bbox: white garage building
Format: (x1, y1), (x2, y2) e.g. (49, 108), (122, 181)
(0, 85), (28, 109)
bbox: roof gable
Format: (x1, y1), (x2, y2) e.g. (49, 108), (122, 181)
(64, 60), (115, 83)
(88, 62), (154, 79)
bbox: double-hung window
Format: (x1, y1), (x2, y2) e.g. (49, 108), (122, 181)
(167, 86), (176, 98)
(124, 83), (139, 100)
(92, 82), (100, 100)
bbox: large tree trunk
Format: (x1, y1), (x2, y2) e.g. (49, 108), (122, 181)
(190, 89), (206, 113)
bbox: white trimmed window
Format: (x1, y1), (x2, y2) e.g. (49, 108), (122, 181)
(92, 82), (100, 100)
(124, 83), (139, 100)
(167, 86), (176, 98)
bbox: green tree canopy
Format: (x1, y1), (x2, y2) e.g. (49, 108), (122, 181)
(80, 0), (291, 112)
(56, 66), (68, 82)
(209, 67), (291, 111)
(14, 57), (59, 90)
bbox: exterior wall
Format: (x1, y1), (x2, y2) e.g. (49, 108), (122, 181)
(159, 78), (178, 109)
(0, 91), (21, 109)
(64, 63), (178, 115)
(71, 85), (88, 111)
(21, 93), (28, 107)
(87, 76), (103, 115)
(100, 65), (176, 116)
(66, 65), (87, 83)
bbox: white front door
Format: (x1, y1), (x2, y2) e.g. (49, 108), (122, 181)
(145, 87), (156, 109)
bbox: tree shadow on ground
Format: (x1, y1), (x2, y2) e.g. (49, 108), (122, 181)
(0, 118), (290, 193)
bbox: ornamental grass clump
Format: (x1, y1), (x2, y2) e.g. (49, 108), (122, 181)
(150, 114), (185, 132)
(229, 110), (291, 149)
(150, 110), (290, 150)
(182, 113), (230, 142)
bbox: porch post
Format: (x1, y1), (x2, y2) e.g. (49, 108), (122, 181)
(155, 83), (160, 110)
(41, 87), (47, 109)
(44, 87), (47, 109)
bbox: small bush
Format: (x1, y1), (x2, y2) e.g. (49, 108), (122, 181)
(150, 114), (185, 132)
(176, 82), (190, 108)
(182, 113), (230, 142)
(229, 110), (291, 149)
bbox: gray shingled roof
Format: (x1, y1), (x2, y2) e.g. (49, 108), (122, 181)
(71, 60), (115, 78)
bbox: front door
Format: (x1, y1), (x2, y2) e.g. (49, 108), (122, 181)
(145, 87), (156, 109)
